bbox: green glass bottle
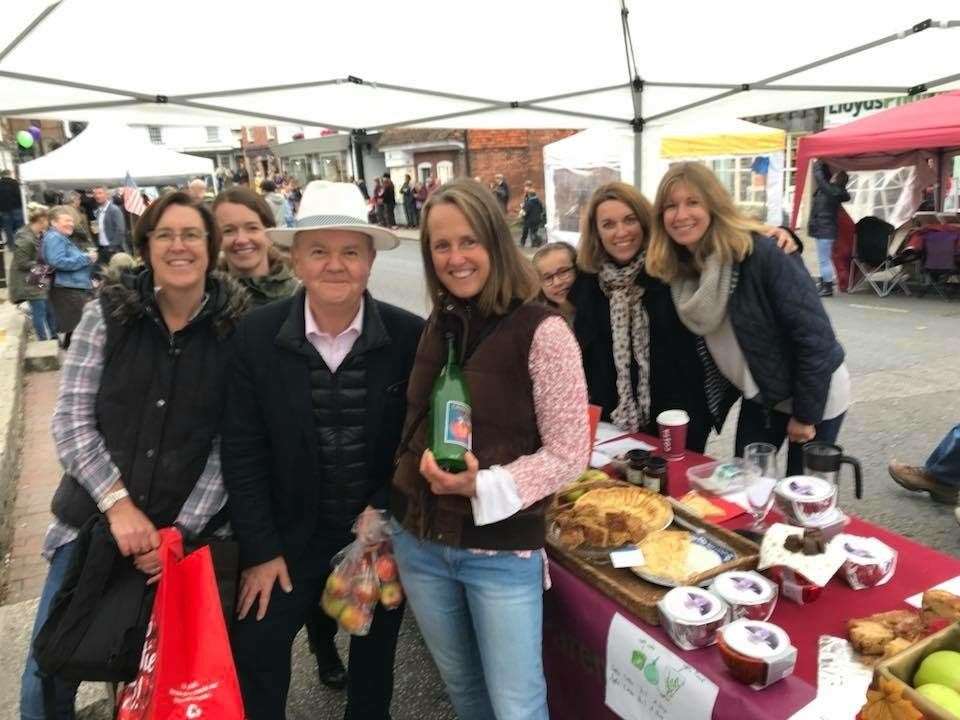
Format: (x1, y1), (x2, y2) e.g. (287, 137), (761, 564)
(429, 334), (472, 472)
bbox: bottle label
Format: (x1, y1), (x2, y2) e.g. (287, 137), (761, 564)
(443, 401), (472, 450)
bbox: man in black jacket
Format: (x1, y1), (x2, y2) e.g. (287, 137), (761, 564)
(381, 173), (396, 228)
(0, 169), (24, 288)
(222, 181), (424, 720)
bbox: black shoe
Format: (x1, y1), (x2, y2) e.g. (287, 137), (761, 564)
(818, 281), (834, 298)
(316, 647), (348, 690)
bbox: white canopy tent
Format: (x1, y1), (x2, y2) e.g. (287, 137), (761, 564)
(17, 124), (214, 188)
(1, 1), (958, 187)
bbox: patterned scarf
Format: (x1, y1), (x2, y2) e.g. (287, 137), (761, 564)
(598, 254), (650, 432)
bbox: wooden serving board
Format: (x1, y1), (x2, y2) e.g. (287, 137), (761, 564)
(545, 493), (760, 626)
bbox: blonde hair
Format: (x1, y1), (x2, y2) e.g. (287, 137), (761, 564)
(26, 202), (49, 224)
(47, 205), (74, 225)
(577, 182), (654, 273)
(646, 162), (765, 282)
(420, 178), (539, 316)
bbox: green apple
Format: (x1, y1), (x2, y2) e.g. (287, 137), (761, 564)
(916, 684), (960, 717)
(914, 651), (960, 691)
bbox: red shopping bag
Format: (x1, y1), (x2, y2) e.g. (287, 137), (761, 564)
(118, 528), (244, 720)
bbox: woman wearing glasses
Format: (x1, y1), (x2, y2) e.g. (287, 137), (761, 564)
(20, 192), (247, 720)
(532, 241), (577, 322)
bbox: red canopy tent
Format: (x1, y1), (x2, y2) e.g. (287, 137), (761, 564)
(790, 92), (960, 289)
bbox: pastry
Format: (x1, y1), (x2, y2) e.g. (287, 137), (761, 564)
(922, 589), (960, 623)
(847, 610), (926, 656)
(679, 491), (726, 519)
(639, 530), (692, 583)
(554, 486), (672, 549)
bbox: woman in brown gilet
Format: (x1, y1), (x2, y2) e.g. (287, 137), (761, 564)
(390, 178), (590, 719)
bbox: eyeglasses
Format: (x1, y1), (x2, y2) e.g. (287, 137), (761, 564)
(148, 229), (208, 245)
(541, 266), (575, 286)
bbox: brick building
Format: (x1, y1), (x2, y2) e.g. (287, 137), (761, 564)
(378, 129), (466, 187)
(468, 129), (578, 214)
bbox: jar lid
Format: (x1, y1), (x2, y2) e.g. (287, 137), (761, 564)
(660, 587), (727, 624)
(776, 476), (834, 503)
(721, 619), (792, 660)
(837, 534), (896, 566)
(711, 571), (777, 605)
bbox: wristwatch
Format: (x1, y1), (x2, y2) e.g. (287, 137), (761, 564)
(98, 487), (130, 513)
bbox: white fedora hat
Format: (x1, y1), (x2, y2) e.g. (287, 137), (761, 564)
(266, 180), (400, 250)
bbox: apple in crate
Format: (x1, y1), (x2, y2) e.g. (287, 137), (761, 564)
(380, 581), (404, 609)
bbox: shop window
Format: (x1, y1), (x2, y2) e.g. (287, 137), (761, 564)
(147, 126), (163, 144)
(418, 162), (432, 184)
(206, 126), (220, 142)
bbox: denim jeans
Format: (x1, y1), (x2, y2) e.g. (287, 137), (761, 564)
(1, 208), (24, 244)
(927, 424), (960, 487)
(814, 237), (836, 283)
(391, 521), (548, 720)
(27, 299), (57, 341)
(20, 540), (79, 720)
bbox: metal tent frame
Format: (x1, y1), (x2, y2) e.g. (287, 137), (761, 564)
(1, 3), (958, 187)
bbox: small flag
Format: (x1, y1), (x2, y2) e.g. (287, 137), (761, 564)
(122, 172), (146, 216)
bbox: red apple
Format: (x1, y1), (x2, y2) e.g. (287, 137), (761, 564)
(379, 581), (404, 609)
(321, 592), (347, 619)
(352, 579), (380, 605)
(325, 573), (351, 598)
(338, 605), (372, 635)
(375, 555), (398, 583)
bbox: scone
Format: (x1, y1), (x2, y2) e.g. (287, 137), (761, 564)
(922, 589), (960, 623)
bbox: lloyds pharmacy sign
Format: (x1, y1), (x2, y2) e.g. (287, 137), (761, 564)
(823, 93), (935, 128)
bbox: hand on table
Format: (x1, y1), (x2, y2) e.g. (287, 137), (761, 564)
(238, 556), (292, 621)
(420, 449), (478, 498)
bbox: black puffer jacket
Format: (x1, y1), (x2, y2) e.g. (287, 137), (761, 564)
(723, 235), (845, 425)
(807, 161), (850, 239)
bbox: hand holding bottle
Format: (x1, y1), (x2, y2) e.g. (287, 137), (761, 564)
(420, 449), (478, 497)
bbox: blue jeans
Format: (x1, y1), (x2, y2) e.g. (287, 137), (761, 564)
(1, 208), (24, 244)
(21, 540), (79, 720)
(27, 299), (57, 341)
(927, 424), (960, 487)
(814, 237), (836, 283)
(391, 522), (548, 720)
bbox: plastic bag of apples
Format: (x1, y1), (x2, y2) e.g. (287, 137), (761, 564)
(320, 509), (404, 636)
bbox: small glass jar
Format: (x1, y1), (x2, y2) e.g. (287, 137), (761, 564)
(643, 456), (668, 494)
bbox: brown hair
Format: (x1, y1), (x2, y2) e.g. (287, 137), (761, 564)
(646, 162), (763, 283)
(212, 186), (276, 228)
(132, 191), (221, 275)
(532, 241), (577, 273)
(577, 182), (654, 273)
(26, 202), (49, 224)
(420, 178), (539, 316)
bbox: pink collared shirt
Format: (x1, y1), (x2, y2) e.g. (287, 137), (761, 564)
(304, 295), (364, 373)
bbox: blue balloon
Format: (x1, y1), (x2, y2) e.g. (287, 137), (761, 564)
(28, 126), (41, 141)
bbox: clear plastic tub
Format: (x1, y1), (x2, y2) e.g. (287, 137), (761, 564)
(688, 459), (758, 495)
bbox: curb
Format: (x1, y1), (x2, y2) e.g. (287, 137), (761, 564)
(0, 304), (28, 581)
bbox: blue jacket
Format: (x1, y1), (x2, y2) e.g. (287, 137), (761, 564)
(44, 228), (93, 290)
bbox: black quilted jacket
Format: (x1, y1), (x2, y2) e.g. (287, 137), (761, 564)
(725, 235), (845, 425)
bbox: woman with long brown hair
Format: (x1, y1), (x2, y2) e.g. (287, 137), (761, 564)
(390, 178), (589, 719)
(646, 162), (848, 474)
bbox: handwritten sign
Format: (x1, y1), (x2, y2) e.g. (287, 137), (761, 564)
(605, 613), (718, 720)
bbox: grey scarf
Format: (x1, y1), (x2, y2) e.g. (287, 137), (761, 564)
(670, 252), (734, 336)
(598, 254), (650, 432)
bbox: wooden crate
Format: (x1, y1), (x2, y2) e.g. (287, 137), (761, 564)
(546, 489), (760, 626)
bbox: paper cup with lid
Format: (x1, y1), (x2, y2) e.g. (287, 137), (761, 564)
(710, 571), (778, 621)
(837, 534), (898, 589)
(657, 587), (729, 650)
(717, 619), (797, 689)
(773, 475), (837, 525)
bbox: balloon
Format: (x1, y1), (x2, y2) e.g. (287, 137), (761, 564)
(28, 126), (41, 141)
(16, 131), (34, 149)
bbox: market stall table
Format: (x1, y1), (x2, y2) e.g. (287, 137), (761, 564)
(543, 434), (960, 720)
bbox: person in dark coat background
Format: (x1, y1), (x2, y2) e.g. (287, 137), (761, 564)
(807, 160), (850, 298)
(381, 172), (397, 228)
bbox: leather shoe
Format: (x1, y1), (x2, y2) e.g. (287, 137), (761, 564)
(888, 461), (958, 504)
(317, 660), (348, 690)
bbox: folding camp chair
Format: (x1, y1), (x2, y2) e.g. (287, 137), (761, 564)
(847, 216), (911, 297)
(916, 228), (960, 300)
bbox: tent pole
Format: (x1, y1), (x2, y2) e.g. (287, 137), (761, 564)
(0, 69), (152, 102)
(619, 0), (644, 188)
(172, 100), (352, 132)
(0, 98), (141, 117)
(0, 1), (62, 63)
(168, 79), (341, 101)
